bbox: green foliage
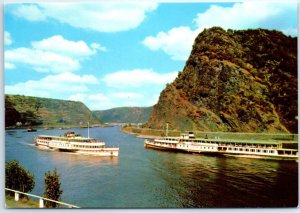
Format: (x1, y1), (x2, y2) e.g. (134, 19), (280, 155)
(44, 168), (63, 208)
(5, 97), (21, 126)
(5, 160), (35, 194)
(93, 106), (153, 123)
(5, 94), (101, 128)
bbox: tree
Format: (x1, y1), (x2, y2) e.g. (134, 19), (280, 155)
(34, 101), (42, 112)
(5, 160), (35, 194)
(44, 168), (63, 208)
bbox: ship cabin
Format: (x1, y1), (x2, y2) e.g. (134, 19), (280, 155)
(64, 131), (81, 137)
(36, 135), (100, 143)
(180, 132), (195, 139)
(181, 137), (283, 149)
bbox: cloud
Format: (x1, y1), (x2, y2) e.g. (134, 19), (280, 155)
(148, 94), (160, 106)
(69, 93), (86, 103)
(11, 2), (158, 32)
(5, 72), (98, 98)
(282, 27), (298, 36)
(31, 35), (104, 59)
(12, 4), (46, 21)
(50, 72), (98, 84)
(193, 2), (297, 32)
(143, 2), (297, 61)
(143, 26), (199, 61)
(68, 93), (114, 110)
(102, 69), (178, 88)
(5, 47), (80, 73)
(5, 31), (12, 45)
(5, 62), (16, 70)
(88, 93), (110, 102)
(5, 35), (104, 73)
(90, 43), (107, 52)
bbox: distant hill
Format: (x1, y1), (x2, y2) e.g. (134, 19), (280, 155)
(93, 107), (152, 123)
(5, 95), (101, 127)
(146, 27), (297, 133)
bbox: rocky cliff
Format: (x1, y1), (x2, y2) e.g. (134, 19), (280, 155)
(146, 27), (297, 133)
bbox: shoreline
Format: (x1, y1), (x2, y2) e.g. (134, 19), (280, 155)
(121, 127), (298, 144)
(121, 128), (159, 139)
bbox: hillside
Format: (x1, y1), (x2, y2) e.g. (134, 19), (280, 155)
(5, 95), (101, 127)
(146, 27), (297, 133)
(93, 107), (152, 123)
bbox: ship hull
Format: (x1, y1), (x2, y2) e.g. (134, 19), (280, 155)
(36, 143), (119, 156)
(144, 141), (298, 161)
(35, 132), (119, 157)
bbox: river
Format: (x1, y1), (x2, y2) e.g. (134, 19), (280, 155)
(5, 126), (298, 208)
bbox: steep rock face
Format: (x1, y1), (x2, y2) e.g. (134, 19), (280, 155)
(147, 27), (297, 133)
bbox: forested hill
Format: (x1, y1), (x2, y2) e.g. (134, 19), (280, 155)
(5, 95), (101, 127)
(146, 27), (297, 133)
(93, 107), (152, 123)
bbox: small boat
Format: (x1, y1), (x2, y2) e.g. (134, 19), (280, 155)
(35, 131), (119, 156)
(144, 132), (298, 161)
(27, 127), (37, 132)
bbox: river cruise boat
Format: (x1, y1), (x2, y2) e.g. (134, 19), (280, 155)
(144, 132), (298, 161)
(35, 131), (119, 156)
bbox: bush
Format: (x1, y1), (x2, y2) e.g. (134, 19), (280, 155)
(5, 160), (35, 194)
(44, 168), (63, 208)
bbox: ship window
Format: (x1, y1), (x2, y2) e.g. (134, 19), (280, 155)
(245, 149), (249, 152)
(251, 149), (255, 152)
(270, 150), (274, 153)
(228, 148), (231, 150)
(257, 149), (261, 152)
(263, 150), (267, 153)
(239, 148), (243, 151)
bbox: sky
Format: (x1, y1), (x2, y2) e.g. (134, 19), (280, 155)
(4, 1), (298, 110)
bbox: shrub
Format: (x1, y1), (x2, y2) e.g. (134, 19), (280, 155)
(44, 168), (63, 208)
(5, 160), (35, 194)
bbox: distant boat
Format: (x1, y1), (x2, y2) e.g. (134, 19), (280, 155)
(27, 127), (37, 132)
(34, 131), (119, 156)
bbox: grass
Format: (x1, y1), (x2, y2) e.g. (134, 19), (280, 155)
(5, 195), (39, 208)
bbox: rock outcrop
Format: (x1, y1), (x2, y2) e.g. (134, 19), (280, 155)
(147, 27), (297, 133)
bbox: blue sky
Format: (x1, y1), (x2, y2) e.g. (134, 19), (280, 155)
(4, 1), (298, 110)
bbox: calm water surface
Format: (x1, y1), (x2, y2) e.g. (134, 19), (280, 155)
(5, 126), (298, 208)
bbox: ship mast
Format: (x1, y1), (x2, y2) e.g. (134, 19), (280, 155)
(88, 121), (90, 139)
(166, 123), (169, 137)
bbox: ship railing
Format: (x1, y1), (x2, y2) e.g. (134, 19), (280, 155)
(5, 188), (79, 208)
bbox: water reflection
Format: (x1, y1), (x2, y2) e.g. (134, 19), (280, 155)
(47, 151), (119, 167)
(149, 150), (297, 207)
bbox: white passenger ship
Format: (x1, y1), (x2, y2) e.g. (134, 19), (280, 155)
(144, 132), (298, 160)
(35, 131), (119, 156)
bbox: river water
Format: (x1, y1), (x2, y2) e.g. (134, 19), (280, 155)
(5, 126), (298, 208)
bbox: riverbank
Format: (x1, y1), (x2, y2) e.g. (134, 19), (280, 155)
(5, 195), (39, 208)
